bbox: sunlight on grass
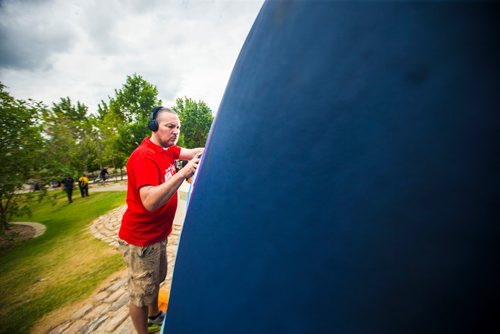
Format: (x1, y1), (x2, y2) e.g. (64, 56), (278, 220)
(0, 191), (126, 334)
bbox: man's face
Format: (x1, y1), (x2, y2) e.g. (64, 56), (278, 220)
(154, 111), (180, 148)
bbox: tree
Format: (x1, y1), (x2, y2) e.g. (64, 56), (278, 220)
(97, 106), (127, 176)
(112, 73), (159, 123)
(75, 116), (102, 174)
(98, 74), (161, 167)
(42, 97), (93, 178)
(172, 97), (213, 148)
(0, 83), (45, 234)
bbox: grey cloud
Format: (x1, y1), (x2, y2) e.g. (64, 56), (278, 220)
(75, 2), (125, 54)
(0, 0), (77, 70)
(75, 0), (166, 55)
(1, 0), (264, 113)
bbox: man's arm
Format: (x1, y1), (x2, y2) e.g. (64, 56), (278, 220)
(139, 153), (201, 212)
(179, 147), (204, 160)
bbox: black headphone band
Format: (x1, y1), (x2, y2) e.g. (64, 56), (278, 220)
(150, 106), (164, 121)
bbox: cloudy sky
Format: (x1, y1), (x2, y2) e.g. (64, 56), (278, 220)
(0, 0), (264, 114)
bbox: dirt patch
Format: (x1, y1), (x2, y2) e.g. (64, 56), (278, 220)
(0, 224), (36, 249)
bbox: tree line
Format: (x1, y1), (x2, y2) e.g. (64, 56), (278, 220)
(0, 74), (213, 233)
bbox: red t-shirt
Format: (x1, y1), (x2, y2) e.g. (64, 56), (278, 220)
(119, 138), (181, 246)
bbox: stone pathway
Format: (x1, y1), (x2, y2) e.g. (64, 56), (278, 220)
(89, 181), (128, 193)
(47, 186), (188, 334)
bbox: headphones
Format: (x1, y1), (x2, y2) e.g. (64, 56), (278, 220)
(147, 106), (164, 132)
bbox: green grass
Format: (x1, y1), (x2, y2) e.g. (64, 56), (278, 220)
(0, 191), (126, 334)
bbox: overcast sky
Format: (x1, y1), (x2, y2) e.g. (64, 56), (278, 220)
(0, 0), (264, 114)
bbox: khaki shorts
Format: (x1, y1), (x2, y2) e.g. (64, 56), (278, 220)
(118, 239), (167, 307)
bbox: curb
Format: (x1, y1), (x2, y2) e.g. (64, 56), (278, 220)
(11, 222), (46, 238)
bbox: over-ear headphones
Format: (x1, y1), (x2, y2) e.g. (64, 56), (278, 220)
(147, 106), (164, 132)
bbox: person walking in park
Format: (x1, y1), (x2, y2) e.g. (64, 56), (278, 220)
(100, 168), (109, 182)
(118, 106), (204, 334)
(78, 174), (89, 197)
(61, 175), (74, 203)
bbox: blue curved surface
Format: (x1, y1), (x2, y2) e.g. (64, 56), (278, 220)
(165, 1), (499, 333)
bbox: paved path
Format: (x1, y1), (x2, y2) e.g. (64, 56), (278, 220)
(89, 181), (128, 193)
(47, 182), (190, 334)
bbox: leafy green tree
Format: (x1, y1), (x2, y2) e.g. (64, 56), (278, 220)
(75, 116), (101, 174)
(112, 73), (159, 123)
(95, 100), (112, 169)
(172, 97), (213, 148)
(96, 105), (127, 176)
(0, 83), (45, 233)
(42, 111), (78, 177)
(42, 97), (96, 178)
(98, 74), (161, 168)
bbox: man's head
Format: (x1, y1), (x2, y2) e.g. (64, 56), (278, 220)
(149, 106), (180, 148)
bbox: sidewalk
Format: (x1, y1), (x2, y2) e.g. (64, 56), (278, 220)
(44, 182), (190, 334)
(88, 179), (190, 195)
(88, 180), (127, 193)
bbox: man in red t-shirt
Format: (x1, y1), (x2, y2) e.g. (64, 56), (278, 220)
(118, 106), (203, 334)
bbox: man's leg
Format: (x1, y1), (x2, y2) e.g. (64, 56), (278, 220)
(148, 293), (160, 317)
(79, 186), (84, 197)
(118, 239), (167, 333)
(129, 304), (149, 334)
(85, 185), (89, 197)
(146, 239), (168, 326)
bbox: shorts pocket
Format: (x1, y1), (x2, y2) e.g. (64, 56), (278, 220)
(137, 244), (156, 258)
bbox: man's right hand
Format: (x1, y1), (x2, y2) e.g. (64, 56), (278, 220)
(180, 153), (201, 179)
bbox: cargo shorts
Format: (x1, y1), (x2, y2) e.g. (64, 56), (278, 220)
(118, 239), (168, 307)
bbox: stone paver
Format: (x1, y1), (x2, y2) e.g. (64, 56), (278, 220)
(46, 181), (190, 333)
(48, 321), (71, 334)
(63, 319), (87, 334)
(71, 304), (93, 320)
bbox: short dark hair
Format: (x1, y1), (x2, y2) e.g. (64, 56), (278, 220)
(156, 107), (177, 118)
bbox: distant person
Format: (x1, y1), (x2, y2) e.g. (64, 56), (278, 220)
(100, 168), (109, 182)
(118, 106), (203, 334)
(61, 175), (74, 203)
(78, 174), (89, 197)
(33, 181), (41, 191)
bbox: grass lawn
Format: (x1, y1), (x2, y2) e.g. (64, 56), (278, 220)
(0, 191), (126, 334)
